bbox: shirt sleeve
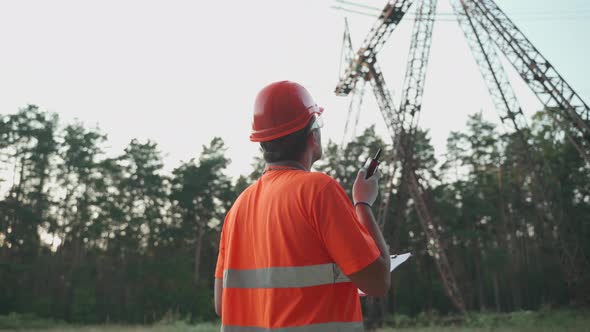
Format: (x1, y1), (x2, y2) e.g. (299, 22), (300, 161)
(313, 180), (381, 276)
(214, 215), (228, 279)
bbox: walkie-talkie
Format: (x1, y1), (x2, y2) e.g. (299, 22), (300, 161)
(365, 148), (382, 179)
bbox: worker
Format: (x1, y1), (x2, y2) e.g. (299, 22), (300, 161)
(214, 80), (391, 331)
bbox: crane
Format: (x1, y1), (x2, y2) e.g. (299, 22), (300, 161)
(335, 0), (590, 316)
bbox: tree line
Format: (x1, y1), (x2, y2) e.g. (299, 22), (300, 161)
(0, 105), (588, 324)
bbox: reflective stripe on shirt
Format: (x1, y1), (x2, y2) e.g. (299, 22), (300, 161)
(221, 321), (364, 332)
(223, 263), (350, 289)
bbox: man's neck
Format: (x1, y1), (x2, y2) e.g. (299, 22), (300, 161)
(266, 160), (309, 171)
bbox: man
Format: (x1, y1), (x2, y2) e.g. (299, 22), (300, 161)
(214, 81), (390, 331)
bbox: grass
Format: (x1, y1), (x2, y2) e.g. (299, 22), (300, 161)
(1, 309), (589, 332)
(379, 328), (589, 332)
(0, 320), (220, 332)
(5, 324), (590, 332)
(379, 309), (590, 332)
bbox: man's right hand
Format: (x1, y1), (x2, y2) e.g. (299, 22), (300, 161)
(352, 164), (380, 206)
(349, 165), (390, 296)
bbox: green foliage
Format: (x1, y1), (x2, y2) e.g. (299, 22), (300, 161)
(379, 309), (590, 331)
(0, 310), (588, 331)
(387, 313), (413, 328)
(154, 320), (219, 332)
(1, 105), (589, 325)
(462, 308), (590, 330)
(0, 312), (64, 329)
(71, 286), (97, 323)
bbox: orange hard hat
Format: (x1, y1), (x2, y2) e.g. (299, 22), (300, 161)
(249, 81), (324, 142)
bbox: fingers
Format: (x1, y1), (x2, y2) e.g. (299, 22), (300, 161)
(358, 159), (381, 181)
(368, 168), (380, 182)
(357, 168), (367, 179)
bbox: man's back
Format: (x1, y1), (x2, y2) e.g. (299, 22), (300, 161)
(215, 169), (379, 330)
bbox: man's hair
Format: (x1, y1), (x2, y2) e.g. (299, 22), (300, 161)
(260, 119), (315, 163)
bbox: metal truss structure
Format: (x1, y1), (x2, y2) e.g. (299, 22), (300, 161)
(335, 0), (590, 315)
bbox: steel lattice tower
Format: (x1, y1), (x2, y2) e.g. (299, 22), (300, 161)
(336, 0), (590, 315)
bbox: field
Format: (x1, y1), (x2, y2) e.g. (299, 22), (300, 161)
(2, 324), (590, 332)
(1, 309), (589, 332)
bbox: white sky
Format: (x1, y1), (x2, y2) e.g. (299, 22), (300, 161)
(1, 0), (589, 180)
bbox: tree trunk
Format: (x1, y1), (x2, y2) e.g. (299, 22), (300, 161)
(383, 173), (409, 317)
(364, 296), (386, 331)
(193, 222), (206, 285)
(13, 155), (26, 202)
(492, 271), (501, 312)
(473, 244), (486, 311)
(497, 165), (521, 310)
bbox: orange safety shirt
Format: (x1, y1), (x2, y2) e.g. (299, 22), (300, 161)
(215, 169), (380, 332)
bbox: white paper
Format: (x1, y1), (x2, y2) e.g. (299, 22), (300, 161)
(358, 253), (411, 296)
(389, 252), (411, 272)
